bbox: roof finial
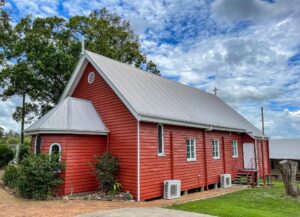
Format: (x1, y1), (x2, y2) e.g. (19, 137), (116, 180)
(213, 87), (218, 96)
(81, 36), (85, 55)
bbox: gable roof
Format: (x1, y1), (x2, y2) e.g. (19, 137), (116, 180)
(25, 97), (108, 135)
(270, 139), (300, 160)
(60, 50), (264, 138)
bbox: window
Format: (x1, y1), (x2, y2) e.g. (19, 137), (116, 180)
(49, 143), (61, 161)
(212, 139), (220, 159)
(157, 124), (164, 156)
(88, 72), (95, 84)
(232, 140), (238, 158)
(35, 134), (42, 154)
(186, 138), (196, 161)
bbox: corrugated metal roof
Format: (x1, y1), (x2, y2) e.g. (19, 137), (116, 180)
(25, 97), (108, 135)
(83, 50), (263, 137)
(270, 139), (300, 160)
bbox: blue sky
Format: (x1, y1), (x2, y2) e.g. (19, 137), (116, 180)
(1, 0), (300, 138)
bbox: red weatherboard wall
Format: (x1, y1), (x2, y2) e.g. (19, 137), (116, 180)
(31, 134), (106, 195)
(72, 63), (138, 197)
(139, 122), (246, 200)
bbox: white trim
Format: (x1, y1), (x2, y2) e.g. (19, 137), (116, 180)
(212, 139), (220, 160)
(157, 124), (165, 156)
(49, 143), (62, 161)
(186, 138), (196, 161)
(25, 130), (108, 136)
(232, 140), (239, 158)
(137, 121), (141, 201)
(88, 71), (95, 84)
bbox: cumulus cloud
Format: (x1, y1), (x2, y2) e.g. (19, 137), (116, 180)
(3, 0), (300, 138)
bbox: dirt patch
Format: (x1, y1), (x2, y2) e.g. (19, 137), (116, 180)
(0, 185), (246, 217)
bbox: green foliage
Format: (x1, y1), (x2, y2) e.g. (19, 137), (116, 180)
(169, 181), (300, 217)
(111, 181), (122, 195)
(7, 136), (20, 145)
(146, 60), (161, 76)
(3, 165), (20, 188)
(17, 154), (64, 200)
(0, 144), (14, 168)
(94, 152), (119, 193)
(18, 144), (31, 162)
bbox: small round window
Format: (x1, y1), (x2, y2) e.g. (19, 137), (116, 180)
(88, 72), (95, 84)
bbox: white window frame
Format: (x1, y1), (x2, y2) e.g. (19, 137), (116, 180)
(232, 140), (238, 158)
(49, 143), (62, 161)
(186, 138), (196, 161)
(157, 124), (164, 156)
(212, 139), (220, 160)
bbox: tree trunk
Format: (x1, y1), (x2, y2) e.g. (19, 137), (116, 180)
(20, 93), (25, 144)
(279, 160), (299, 198)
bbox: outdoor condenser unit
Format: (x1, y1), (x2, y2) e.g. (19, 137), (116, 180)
(163, 180), (181, 199)
(220, 174), (232, 188)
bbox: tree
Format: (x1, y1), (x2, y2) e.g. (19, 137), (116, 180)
(279, 160), (299, 198)
(146, 60), (161, 76)
(0, 126), (4, 138)
(1, 9), (159, 142)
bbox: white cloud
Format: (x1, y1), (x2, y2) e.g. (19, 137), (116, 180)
(4, 0), (300, 138)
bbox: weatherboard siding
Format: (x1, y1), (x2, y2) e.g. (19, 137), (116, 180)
(31, 134), (106, 195)
(72, 63), (138, 198)
(139, 122), (247, 200)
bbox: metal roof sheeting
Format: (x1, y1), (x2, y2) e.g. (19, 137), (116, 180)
(25, 97), (108, 135)
(84, 50), (263, 137)
(270, 139), (300, 160)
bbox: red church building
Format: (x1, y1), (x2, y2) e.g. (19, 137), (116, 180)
(25, 50), (271, 201)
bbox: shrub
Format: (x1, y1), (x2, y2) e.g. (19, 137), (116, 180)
(18, 144), (31, 162)
(3, 165), (20, 188)
(0, 144), (14, 168)
(94, 152), (119, 193)
(17, 154), (64, 200)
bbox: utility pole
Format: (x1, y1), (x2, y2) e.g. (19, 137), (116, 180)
(213, 87), (218, 96)
(261, 107), (265, 136)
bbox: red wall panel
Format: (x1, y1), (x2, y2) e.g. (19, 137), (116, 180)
(72, 63), (138, 197)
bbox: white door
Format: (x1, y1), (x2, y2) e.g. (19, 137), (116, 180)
(243, 143), (256, 169)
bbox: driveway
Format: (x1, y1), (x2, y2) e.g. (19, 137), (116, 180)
(77, 208), (214, 217)
(0, 184), (245, 217)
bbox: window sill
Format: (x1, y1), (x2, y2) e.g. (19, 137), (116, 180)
(187, 158), (196, 162)
(213, 157), (220, 160)
(157, 153), (165, 157)
(232, 156), (238, 159)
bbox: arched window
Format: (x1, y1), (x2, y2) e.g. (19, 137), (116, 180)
(157, 124), (164, 156)
(35, 134), (42, 154)
(49, 143), (61, 161)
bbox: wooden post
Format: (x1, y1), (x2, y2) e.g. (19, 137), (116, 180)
(170, 132), (175, 179)
(203, 130), (208, 190)
(222, 136), (226, 173)
(261, 141), (266, 186)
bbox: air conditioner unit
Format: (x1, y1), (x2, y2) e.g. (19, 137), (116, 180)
(220, 174), (232, 188)
(164, 180), (181, 199)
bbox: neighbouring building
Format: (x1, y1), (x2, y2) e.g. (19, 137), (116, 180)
(269, 139), (300, 180)
(25, 50), (271, 201)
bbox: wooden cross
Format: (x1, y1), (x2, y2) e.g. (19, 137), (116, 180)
(213, 87), (218, 96)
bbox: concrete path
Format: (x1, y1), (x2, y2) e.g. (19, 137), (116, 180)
(77, 208), (215, 217)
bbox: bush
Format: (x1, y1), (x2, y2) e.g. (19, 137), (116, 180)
(94, 152), (119, 193)
(18, 144), (31, 162)
(0, 144), (14, 168)
(17, 154), (64, 200)
(3, 165), (19, 188)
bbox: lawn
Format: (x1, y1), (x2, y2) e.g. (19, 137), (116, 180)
(169, 181), (300, 217)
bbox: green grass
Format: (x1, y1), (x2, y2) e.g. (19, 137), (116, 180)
(169, 182), (300, 217)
